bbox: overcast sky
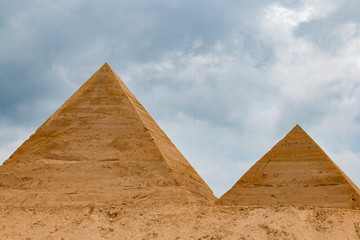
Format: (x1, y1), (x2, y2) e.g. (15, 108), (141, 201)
(1, 0), (360, 197)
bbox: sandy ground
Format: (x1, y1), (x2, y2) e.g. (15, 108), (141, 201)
(1, 203), (360, 239)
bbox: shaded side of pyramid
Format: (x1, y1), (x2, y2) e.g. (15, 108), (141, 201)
(0, 63), (215, 206)
(217, 125), (360, 209)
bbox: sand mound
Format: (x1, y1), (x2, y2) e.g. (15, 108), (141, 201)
(1, 204), (360, 239)
(0, 63), (215, 206)
(217, 125), (360, 209)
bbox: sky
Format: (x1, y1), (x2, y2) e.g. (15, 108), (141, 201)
(1, 0), (359, 197)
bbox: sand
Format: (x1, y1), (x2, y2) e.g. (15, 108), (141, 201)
(0, 63), (214, 206)
(218, 125), (360, 209)
(1, 203), (360, 239)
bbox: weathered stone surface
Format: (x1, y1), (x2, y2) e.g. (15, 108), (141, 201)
(217, 124), (360, 209)
(0, 63), (215, 206)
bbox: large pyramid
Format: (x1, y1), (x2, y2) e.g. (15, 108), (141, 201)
(0, 63), (215, 206)
(217, 125), (360, 209)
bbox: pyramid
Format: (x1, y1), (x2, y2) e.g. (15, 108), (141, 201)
(217, 125), (360, 209)
(0, 63), (215, 206)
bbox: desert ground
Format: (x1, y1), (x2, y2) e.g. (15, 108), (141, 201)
(1, 202), (360, 239)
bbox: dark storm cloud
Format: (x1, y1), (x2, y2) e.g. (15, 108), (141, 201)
(0, 0), (274, 126)
(0, 1), (222, 122)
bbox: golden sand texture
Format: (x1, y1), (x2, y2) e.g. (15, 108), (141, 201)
(0, 63), (215, 206)
(217, 125), (360, 209)
(1, 204), (360, 239)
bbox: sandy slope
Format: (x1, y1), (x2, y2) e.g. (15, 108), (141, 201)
(218, 125), (360, 209)
(1, 203), (360, 239)
(1, 63), (215, 205)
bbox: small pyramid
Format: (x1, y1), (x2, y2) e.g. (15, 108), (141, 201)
(0, 63), (215, 206)
(217, 124), (360, 209)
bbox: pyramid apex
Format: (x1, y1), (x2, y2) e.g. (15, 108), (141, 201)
(282, 124), (309, 141)
(98, 62), (113, 72)
(289, 124), (305, 133)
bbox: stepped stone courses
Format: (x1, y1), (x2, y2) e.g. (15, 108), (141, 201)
(0, 63), (215, 206)
(217, 124), (360, 209)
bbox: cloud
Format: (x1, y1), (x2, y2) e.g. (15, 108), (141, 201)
(119, 0), (360, 195)
(0, 0), (359, 196)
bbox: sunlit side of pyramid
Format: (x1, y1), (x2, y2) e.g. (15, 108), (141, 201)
(0, 63), (215, 206)
(217, 125), (360, 209)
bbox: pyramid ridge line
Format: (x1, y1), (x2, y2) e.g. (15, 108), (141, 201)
(109, 70), (206, 193)
(299, 128), (360, 196)
(288, 126), (360, 195)
(106, 67), (176, 169)
(94, 64), (215, 199)
(31, 64), (115, 136)
(109, 67), (215, 199)
(295, 124), (360, 195)
(94, 64), (175, 172)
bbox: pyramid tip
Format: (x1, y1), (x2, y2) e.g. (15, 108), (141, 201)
(290, 124), (306, 133)
(98, 62), (113, 72)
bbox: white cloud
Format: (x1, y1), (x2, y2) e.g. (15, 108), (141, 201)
(119, 1), (360, 195)
(264, 4), (314, 27)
